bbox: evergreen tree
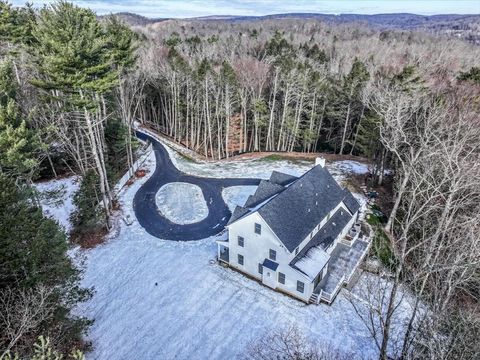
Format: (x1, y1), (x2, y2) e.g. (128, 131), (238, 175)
(104, 15), (138, 73)
(0, 174), (90, 354)
(70, 170), (103, 235)
(0, 1), (35, 47)
(30, 1), (129, 218)
(0, 175), (72, 287)
(391, 65), (425, 92)
(104, 118), (134, 181)
(30, 1), (118, 109)
(0, 61), (41, 179)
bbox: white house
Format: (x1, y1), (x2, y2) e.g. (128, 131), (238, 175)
(217, 158), (370, 304)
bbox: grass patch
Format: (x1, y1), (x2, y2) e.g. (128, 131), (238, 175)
(371, 227), (397, 271)
(261, 153), (313, 163)
(263, 154), (284, 161)
(178, 152), (197, 163)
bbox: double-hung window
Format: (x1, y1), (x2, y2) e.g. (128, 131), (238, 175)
(269, 249), (276, 261)
(278, 272), (285, 284)
(238, 236), (244, 247)
(238, 254), (244, 265)
(254, 223), (261, 234)
(297, 281), (305, 293)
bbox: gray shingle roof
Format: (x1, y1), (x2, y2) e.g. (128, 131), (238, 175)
(227, 206), (250, 225)
(269, 171), (298, 186)
(244, 180), (285, 208)
(290, 208), (353, 275)
(258, 165), (350, 252)
(342, 190), (360, 215)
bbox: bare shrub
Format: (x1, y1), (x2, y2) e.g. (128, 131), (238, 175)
(245, 324), (357, 360)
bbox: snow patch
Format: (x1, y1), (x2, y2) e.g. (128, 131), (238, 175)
(295, 246), (331, 281)
(333, 160), (370, 175)
(34, 176), (80, 233)
(155, 182), (208, 224)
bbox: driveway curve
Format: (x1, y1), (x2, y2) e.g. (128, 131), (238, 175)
(133, 130), (261, 240)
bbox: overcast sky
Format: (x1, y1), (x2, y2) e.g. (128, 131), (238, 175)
(11, 1), (480, 18)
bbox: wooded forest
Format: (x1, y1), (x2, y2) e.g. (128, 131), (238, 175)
(0, 0), (479, 358)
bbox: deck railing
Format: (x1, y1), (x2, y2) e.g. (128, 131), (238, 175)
(345, 240), (371, 283)
(320, 274), (346, 304)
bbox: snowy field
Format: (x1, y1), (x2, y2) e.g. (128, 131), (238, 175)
(156, 182), (208, 224)
(35, 144), (392, 360)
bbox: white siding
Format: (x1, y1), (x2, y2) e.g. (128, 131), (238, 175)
(227, 212), (312, 302)
(223, 201), (359, 303)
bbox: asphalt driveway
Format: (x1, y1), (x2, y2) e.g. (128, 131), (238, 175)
(133, 131), (260, 240)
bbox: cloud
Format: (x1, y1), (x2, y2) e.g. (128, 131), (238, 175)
(10, 0), (480, 18)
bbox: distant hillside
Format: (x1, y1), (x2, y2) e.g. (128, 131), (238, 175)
(106, 12), (480, 44)
(98, 12), (167, 26)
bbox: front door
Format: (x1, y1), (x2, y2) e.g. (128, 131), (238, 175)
(262, 268), (277, 289)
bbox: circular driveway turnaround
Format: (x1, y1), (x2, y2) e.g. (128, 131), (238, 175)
(133, 130), (261, 240)
(155, 182), (208, 225)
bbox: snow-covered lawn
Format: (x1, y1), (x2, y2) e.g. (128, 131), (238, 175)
(35, 143), (399, 360)
(34, 176), (80, 233)
(156, 182), (208, 224)
(330, 160), (369, 176)
(69, 149), (382, 360)
(221, 186), (258, 212)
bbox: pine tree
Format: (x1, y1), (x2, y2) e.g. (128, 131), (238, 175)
(0, 1), (35, 47)
(30, 1), (125, 220)
(0, 61), (41, 180)
(0, 174), (71, 287)
(70, 169), (103, 235)
(0, 174), (90, 354)
(338, 59), (370, 154)
(104, 15), (138, 73)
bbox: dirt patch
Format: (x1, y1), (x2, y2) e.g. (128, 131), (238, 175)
(71, 227), (108, 249)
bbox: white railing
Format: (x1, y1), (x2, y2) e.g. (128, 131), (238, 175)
(320, 274), (346, 304)
(345, 240), (371, 283)
(113, 143), (153, 195)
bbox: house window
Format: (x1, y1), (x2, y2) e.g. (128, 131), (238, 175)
(238, 254), (244, 265)
(295, 247), (299, 255)
(278, 272), (285, 284)
(297, 281), (305, 293)
(269, 249), (276, 261)
(258, 263), (263, 274)
(238, 236), (244, 247)
(254, 223), (261, 234)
